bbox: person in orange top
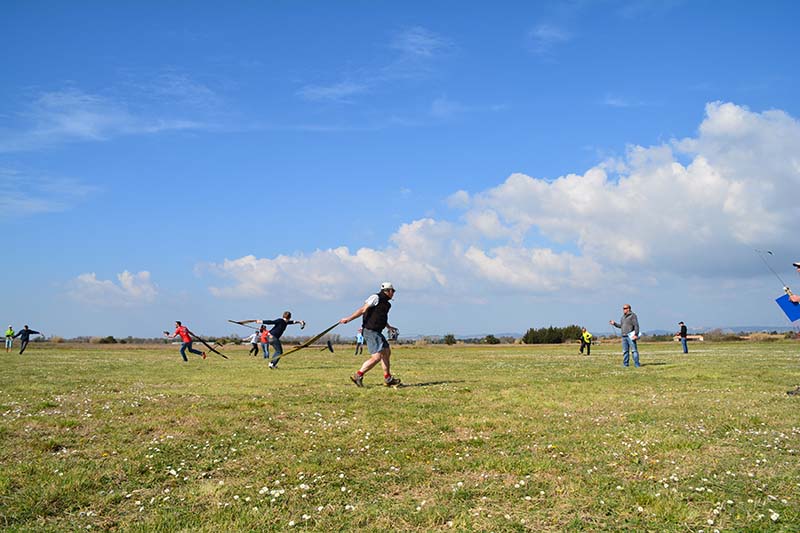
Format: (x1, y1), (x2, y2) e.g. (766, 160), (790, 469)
(259, 325), (271, 359)
(165, 321), (206, 362)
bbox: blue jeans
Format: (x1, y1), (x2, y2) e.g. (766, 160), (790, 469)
(5, 337), (12, 349)
(261, 342), (270, 358)
(269, 338), (284, 366)
(680, 337), (688, 354)
(180, 342), (203, 361)
(621, 336), (640, 367)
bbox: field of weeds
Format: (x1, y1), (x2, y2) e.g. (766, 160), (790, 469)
(1, 340), (799, 531)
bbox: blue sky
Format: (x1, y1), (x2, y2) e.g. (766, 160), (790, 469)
(2, 1), (799, 338)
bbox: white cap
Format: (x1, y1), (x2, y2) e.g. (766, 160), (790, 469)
(380, 281), (395, 291)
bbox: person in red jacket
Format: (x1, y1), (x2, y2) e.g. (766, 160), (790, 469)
(165, 321), (206, 362)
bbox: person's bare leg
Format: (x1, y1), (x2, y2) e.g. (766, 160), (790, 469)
(359, 352), (382, 374)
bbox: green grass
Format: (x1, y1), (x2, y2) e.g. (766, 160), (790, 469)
(1, 341), (799, 531)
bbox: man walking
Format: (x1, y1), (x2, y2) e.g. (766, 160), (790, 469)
(579, 327), (592, 356)
(13, 325), (41, 355)
(165, 321), (206, 362)
(239, 312), (306, 369)
(677, 321), (689, 354)
(5, 325), (14, 353)
(610, 304), (640, 367)
(341, 282), (401, 387)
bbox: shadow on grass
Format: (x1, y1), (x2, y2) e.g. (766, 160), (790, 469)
(640, 362), (668, 366)
(400, 380), (467, 388)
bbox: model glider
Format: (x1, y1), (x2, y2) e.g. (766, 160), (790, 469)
(187, 329), (229, 359)
(754, 250), (800, 322)
(228, 319), (259, 330)
(280, 322), (340, 358)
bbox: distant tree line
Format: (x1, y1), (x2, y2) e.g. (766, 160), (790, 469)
(521, 325), (582, 344)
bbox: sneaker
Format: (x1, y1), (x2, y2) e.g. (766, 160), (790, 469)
(350, 374), (364, 387)
(384, 376), (401, 387)
(787, 387), (800, 396)
(202, 352), (207, 360)
(268, 363), (276, 369)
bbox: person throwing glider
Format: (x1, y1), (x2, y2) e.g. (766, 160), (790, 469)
(13, 325), (41, 355)
(165, 321), (206, 362)
(790, 262), (800, 303)
(238, 312), (305, 369)
(342, 282), (401, 387)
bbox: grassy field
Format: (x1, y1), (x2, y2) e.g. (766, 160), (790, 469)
(1, 340), (799, 532)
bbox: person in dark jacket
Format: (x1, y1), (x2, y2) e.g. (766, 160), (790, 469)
(239, 312), (305, 369)
(677, 321), (689, 354)
(341, 282), (400, 387)
(13, 325), (41, 355)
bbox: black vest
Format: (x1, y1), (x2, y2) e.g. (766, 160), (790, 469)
(362, 292), (391, 331)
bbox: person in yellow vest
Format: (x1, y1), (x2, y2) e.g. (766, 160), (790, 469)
(579, 327), (593, 356)
(5, 325), (14, 353)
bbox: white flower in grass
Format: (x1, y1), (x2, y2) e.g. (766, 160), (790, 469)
(288, 520), (295, 526)
(769, 510), (779, 522)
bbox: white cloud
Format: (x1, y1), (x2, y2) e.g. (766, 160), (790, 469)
(527, 24), (572, 57)
(296, 81), (370, 103)
(68, 271), (158, 307)
(203, 102), (800, 301)
(0, 168), (97, 216)
(297, 26), (452, 104)
(446, 190), (471, 209)
(390, 26), (452, 58)
(0, 87), (206, 152)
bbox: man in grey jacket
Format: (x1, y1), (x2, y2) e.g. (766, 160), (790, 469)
(609, 304), (640, 367)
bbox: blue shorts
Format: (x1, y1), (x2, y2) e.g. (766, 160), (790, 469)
(363, 329), (389, 354)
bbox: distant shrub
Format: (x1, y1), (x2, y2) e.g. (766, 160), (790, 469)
(704, 329), (743, 342)
(50, 336), (65, 344)
(484, 335), (501, 345)
(748, 333), (781, 342)
(648, 334), (674, 342)
(443, 334), (456, 345)
(98, 336), (118, 344)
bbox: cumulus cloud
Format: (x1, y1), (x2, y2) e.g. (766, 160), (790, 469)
(204, 102), (800, 300)
(68, 271), (158, 306)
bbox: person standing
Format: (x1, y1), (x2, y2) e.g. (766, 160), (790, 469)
(5, 325), (14, 353)
(259, 325), (271, 360)
(609, 304), (640, 367)
(13, 325), (41, 355)
(239, 312), (306, 369)
(341, 282), (401, 387)
(165, 321), (206, 362)
(354, 327), (364, 356)
(677, 321), (689, 354)
(579, 327), (593, 356)
(787, 264), (800, 395)
(242, 330), (260, 356)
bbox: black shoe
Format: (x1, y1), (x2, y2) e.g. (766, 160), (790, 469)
(384, 376), (401, 387)
(787, 387), (800, 396)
